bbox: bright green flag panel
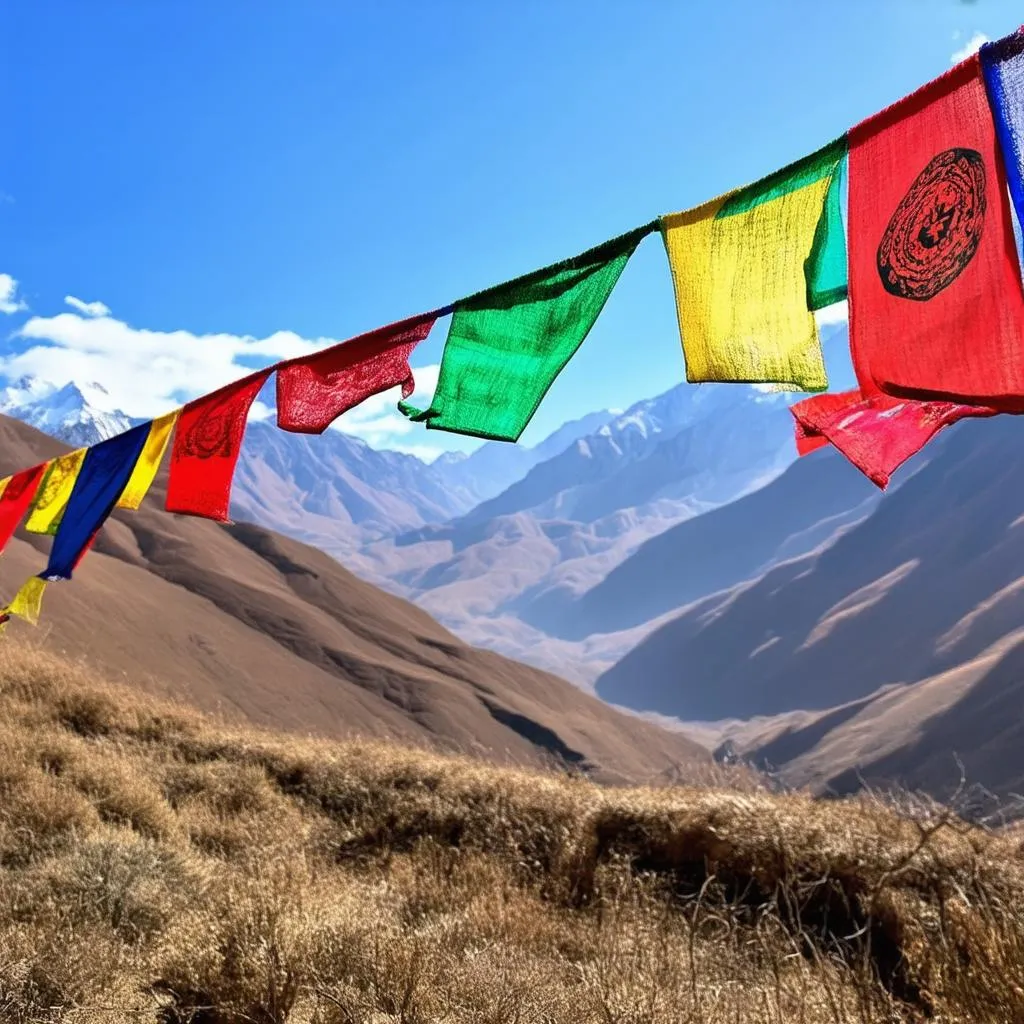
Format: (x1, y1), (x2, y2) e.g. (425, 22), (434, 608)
(401, 223), (656, 442)
(805, 146), (848, 311)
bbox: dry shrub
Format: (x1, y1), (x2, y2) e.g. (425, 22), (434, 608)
(0, 643), (1021, 1023)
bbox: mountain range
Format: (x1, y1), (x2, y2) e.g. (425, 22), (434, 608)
(0, 411), (706, 785)
(0, 367), (807, 682)
(596, 414), (1024, 806)
(16, 332), (1024, 808)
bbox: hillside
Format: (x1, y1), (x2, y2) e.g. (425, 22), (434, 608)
(525, 445), (881, 639)
(364, 383), (803, 681)
(0, 414), (705, 785)
(597, 414), (1024, 801)
(1, 645), (1021, 1022)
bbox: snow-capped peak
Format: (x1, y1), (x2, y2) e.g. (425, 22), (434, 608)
(0, 376), (138, 447)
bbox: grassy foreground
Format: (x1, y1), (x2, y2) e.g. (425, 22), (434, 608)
(0, 647), (1022, 1023)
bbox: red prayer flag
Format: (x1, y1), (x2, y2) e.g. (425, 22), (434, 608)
(848, 56), (1024, 411)
(0, 463), (47, 553)
(792, 389), (995, 488)
(276, 314), (436, 434)
(792, 392), (854, 456)
(165, 370), (270, 522)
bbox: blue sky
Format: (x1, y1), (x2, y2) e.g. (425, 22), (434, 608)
(1, 0), (1020, 458)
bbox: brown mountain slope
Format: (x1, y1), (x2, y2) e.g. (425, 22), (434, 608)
(596, 416), (1024, 799)
(0, 414), (706, 784)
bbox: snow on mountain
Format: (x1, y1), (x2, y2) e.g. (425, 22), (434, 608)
(0, 376), (137, 447)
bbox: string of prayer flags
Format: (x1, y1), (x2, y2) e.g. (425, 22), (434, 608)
(791, 389), (995, 488)
(24, 448), (87, 535)
(981, 30), (1024, 231)
(165, 370), (271, 522)
(661, 138), (847, 392)
(0, 464), (47, 556)
(401, 225), (653, 442)
(848, 55), (1024, 411)
(117, 410), (180, 510)
(43, 422), (152, 581)
(277, 314), (437, 434)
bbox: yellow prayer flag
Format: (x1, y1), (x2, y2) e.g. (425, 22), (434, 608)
(0, 476), (10, 500)
(660, 140), (845, 392)
(24, 449), (87, 535)
(7, 576), (47, 626)
(116, 409), (180, 511)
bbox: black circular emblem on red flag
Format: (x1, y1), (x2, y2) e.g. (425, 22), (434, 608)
(877, 147), (986, 301)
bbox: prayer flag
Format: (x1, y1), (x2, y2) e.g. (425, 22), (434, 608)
(0, 464), (46, 555)
(807, 153), (848, 311)
(981, 30), (1024, 232)
(661, 138), (846, 391)
(165, 370), (270, 521)
(43, 422), (151, 581)
(24, 448), (87, 535)
(792, 391), (853, 456)
(277, 315), (436, 434)
(848, 56), (1024, 410)
(0, 477), (9, 500)
(401, 225), (653, 442)
(5, 576), (47, 626)
(117, 410), (180, 510)
(791, 389), (994, 488)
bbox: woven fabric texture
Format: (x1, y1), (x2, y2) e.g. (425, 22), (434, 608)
(792, 389), (995, 488)
(661, 138), (845, 391)
(45, 422), (152, 581)
(117, 410), (179, 511)
(849, 55), (1024, 410)
(0, 464), (46, 556)
(402, 225), (653, 442)
(982, 30), (1024, 233)
(277, 314), (436, 435)
(24, 448), (86, 536)
(807, 152), (848, 310)
(7, 577), (47, 626)
(165, 370), (270, 522)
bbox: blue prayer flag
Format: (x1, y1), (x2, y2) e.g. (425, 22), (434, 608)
(982, 30), (1024, 231)
(43, 422), (151, 581)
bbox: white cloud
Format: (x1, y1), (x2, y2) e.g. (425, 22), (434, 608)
(0, 274), (27, 314)
(64, 295), (111, 318)
(247, 400), (274, 422)
(3, 297), (444, 455)
(332, 363), (440, 447)
(815, 300), (848, 327)
(952, 31), (989, 63)
(8, 309), (329, 418)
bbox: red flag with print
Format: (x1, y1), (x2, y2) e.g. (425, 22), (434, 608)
(792, 389), (995, 488)
(276, 314), (437, 434)
(0, 464), (47, 553)
(165, 369), (271, 522)
(848, 55), (1024, 410)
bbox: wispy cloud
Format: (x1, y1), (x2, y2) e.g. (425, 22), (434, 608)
(0, 274), (27, 315)
(6, 309), (324, 418)
(3, 297), (441, 460)
(951, 31), (989, 63)
(64, 295), (111, 318)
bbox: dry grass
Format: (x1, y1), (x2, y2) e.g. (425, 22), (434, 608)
(0, 645), (1022, 1022)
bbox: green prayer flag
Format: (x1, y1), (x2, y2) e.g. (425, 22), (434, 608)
(805, 145), (848, 311)
(401, 223), (655, 442)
